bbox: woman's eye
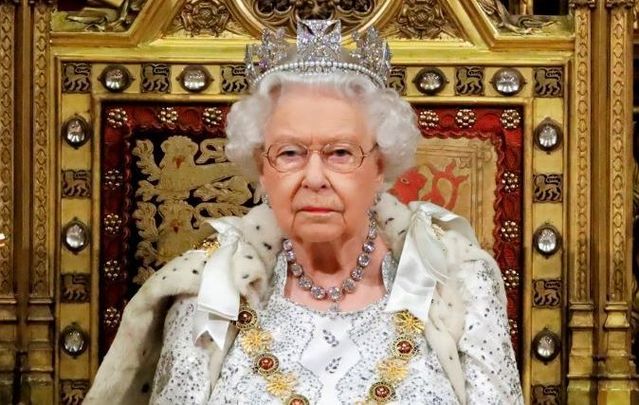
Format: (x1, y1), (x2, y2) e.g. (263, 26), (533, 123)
(326, 147), (355, 161)
(276, 146), (306, 159)
(332, 148), (353, 157)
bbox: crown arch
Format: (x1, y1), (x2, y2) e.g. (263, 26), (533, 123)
(0, 0), (636, 404)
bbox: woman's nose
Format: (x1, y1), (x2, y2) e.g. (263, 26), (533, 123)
(301, 152), (329, 190)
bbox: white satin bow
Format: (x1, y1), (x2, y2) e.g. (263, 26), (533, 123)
(193, 218), (242, 351)
(383, 202), (478, 324)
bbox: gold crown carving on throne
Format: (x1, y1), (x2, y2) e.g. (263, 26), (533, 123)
(244, 20), (392, 89)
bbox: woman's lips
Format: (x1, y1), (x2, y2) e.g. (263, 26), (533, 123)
(299, 207), (334, 213)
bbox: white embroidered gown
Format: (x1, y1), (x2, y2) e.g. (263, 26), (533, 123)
(150, 253), (523, 404)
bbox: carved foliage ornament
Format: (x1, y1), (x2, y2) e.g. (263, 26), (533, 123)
(250, 0), (377, 36)
(176, 0), (231, 36)
(569, 0), (596, 7)
(476, 0), (554, 34)
(605, 0), (635, 8)
(395, 0), (460, 40)
(0, 0), (16, 297)
(55, 0), (148, 32)
(32, 0), (52, 298)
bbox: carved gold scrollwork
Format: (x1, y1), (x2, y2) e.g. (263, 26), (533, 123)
(62, 169), (91, 198)
(475, 0), (554, 34)
(632, 161), (639, 355)
(0, 1), (15, 296)
(248, 0), (377, 36)
(533, 173), (563, 203)
(572, 4), (592, 303)
(569, 0), (596, 7)
(531, 385), (560, 405)
(605, 0), (635, 8)
(60, 380), (89, 405)
(174, 0), (231, 36)
(61, 274), (90, 303)
(32, 2), (51, 297)
(394, 0), (460, 39)
(53, 0), (148, 32)
(608, 7), (629, 302)
(533, 67), (564, 98)
(533, 279), (562, 308)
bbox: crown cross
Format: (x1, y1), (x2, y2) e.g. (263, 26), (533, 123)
(297, 20), (342, 61)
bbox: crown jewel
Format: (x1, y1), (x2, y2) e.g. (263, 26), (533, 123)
(245, 20), (392, 89)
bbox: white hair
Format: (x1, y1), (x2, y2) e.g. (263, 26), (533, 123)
(225, 72), (420, 188)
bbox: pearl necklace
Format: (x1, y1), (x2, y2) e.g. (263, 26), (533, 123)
(281, 218), (377, 311)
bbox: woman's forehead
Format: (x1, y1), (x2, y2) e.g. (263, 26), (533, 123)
(264, 88), (372, 144)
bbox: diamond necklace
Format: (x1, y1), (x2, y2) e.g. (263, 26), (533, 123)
(281, 217), (377, 311)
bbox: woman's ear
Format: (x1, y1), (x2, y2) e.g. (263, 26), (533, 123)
(253, 148), (264, 175)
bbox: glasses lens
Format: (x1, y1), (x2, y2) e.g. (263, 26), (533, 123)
(322, 143), (361, 172)
(269, 143), (308, 171)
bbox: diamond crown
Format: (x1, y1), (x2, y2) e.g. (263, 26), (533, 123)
(245, 20), (392, 89)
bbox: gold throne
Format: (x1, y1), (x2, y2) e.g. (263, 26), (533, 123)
(0, 0), (637, 404)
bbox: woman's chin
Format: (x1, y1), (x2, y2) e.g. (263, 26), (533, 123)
(293, 224), (344, 243)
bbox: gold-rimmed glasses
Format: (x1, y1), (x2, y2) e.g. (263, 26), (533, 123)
(263, 141), (378, 173)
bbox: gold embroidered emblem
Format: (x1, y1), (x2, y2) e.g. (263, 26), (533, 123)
(265, 372), (297, 399)
(240, 328), (272, 355)
(377, 358), (409, 384)
(394, 310), (425, 335)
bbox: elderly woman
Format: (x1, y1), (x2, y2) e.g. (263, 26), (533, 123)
(86, 21), (522, 405)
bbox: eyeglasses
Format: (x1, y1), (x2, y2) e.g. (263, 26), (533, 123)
(262, 141), (378, 173)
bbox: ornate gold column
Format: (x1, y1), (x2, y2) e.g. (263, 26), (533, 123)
(567, 0), (596, 402)
(597, 0), (638, 402)
(16, 0), (55, 403)
(0, 1), (17, 403)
